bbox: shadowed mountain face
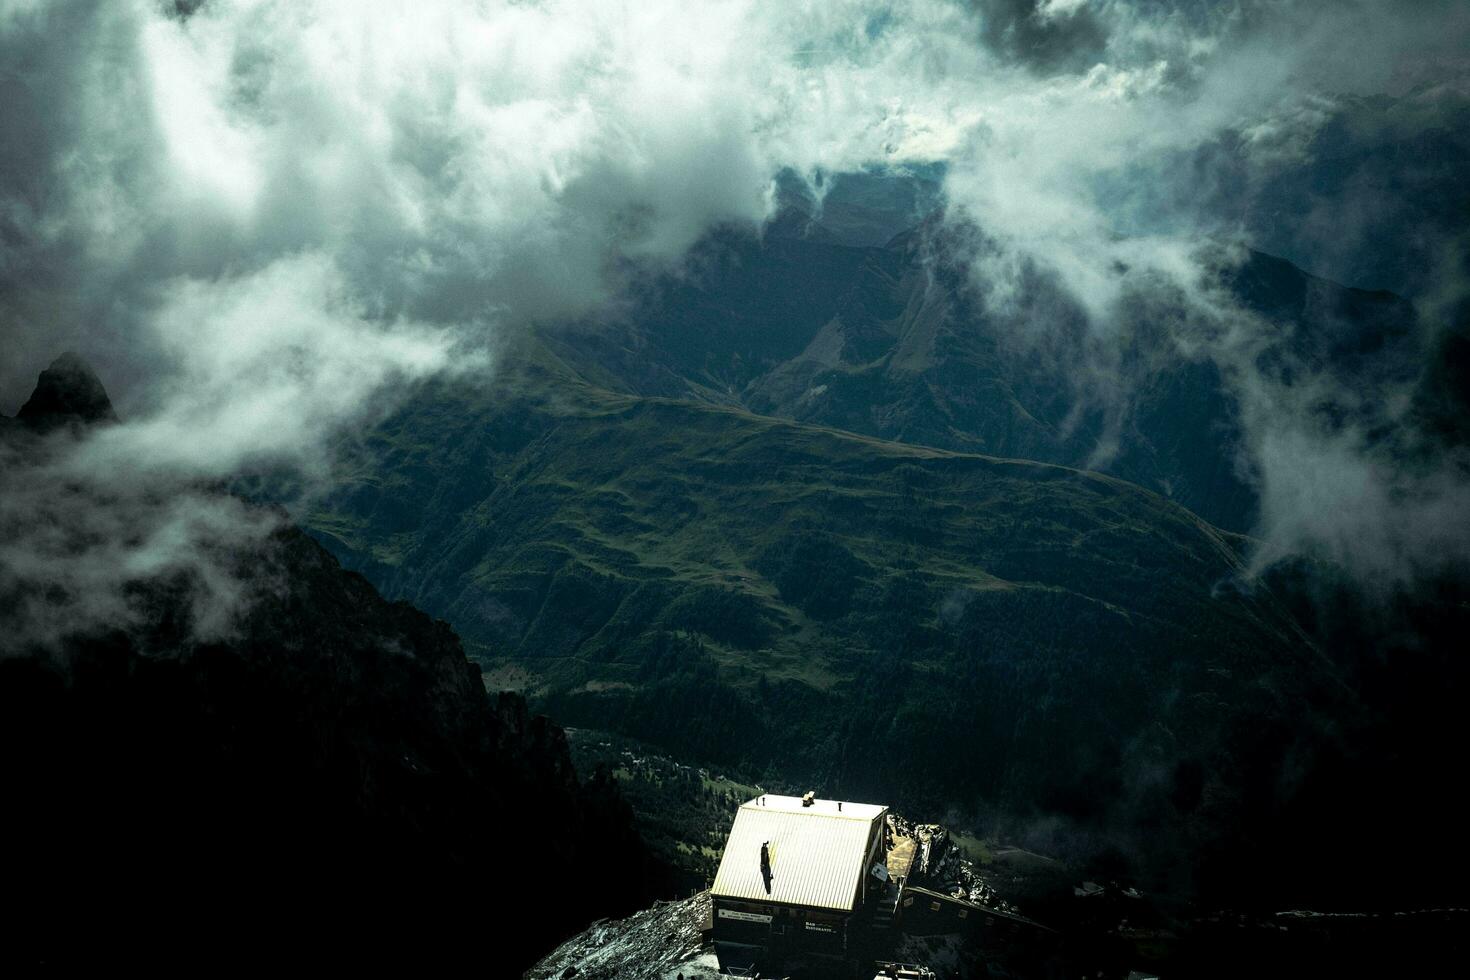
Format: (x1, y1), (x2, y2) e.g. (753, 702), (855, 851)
(536, 214), (1417, 535)
(1197, 86), (1470, 299)
(14, 351), (118, 431)
(0, 361), (665, 972)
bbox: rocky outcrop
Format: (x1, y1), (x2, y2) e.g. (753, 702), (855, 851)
(526, 891), (720, 980)
(0, 355), (668, 971)
(15, 351), (118, 431)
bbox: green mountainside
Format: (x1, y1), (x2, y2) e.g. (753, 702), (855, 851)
(303, 339), (1360, 903)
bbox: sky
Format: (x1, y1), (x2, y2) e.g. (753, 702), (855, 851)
(2, 0), (1468, 645)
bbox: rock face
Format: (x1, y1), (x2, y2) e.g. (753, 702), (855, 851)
(0, 355), (667, 971)
(526, 891), (721, 980)
(15, 351), (118, 431)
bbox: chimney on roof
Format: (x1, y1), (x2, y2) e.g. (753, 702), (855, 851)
(802, 791), (815, 807)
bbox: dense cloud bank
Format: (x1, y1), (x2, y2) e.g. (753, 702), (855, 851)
(2, 0), (1468, 645)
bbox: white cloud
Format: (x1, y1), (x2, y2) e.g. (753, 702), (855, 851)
(88, 253), (458, 480)
(1037, 0), (1091, 22)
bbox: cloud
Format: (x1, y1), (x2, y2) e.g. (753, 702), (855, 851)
(94, 253), (456, 479)
(918, 1), (1470, 583)
(0, 445), (280, 653)
(1247, 421), (1470, 585)
(1210, 284), (1470, 586)
(1, 0), (796, 411)
(8, 3), (1457, 386)
(973, 0), (1109, 74)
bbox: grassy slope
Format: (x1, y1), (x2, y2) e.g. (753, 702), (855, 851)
(305, 340), (1339, 903)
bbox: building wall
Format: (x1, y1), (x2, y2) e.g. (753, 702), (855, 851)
(712, 897), (852, 968)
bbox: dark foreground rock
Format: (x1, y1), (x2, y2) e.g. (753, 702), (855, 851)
(0, 356), (668, 971)
(526, 891), (720, 980)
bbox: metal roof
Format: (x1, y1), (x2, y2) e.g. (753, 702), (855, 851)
(711, 795), (887, 912)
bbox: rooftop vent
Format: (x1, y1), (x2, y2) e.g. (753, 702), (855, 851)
(802, 791), (816, 807)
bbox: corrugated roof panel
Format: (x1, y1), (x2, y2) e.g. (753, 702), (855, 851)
(711, 796), (886, 912)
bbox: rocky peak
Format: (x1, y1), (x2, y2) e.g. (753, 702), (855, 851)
(16, 351), (118, 432)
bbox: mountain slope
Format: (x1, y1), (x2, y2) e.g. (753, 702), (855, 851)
(537, 217), (1416, 533)
(1, 357), (664, 971)
(304, 352), (1371, 903)
(289, 204), (1450, 910)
